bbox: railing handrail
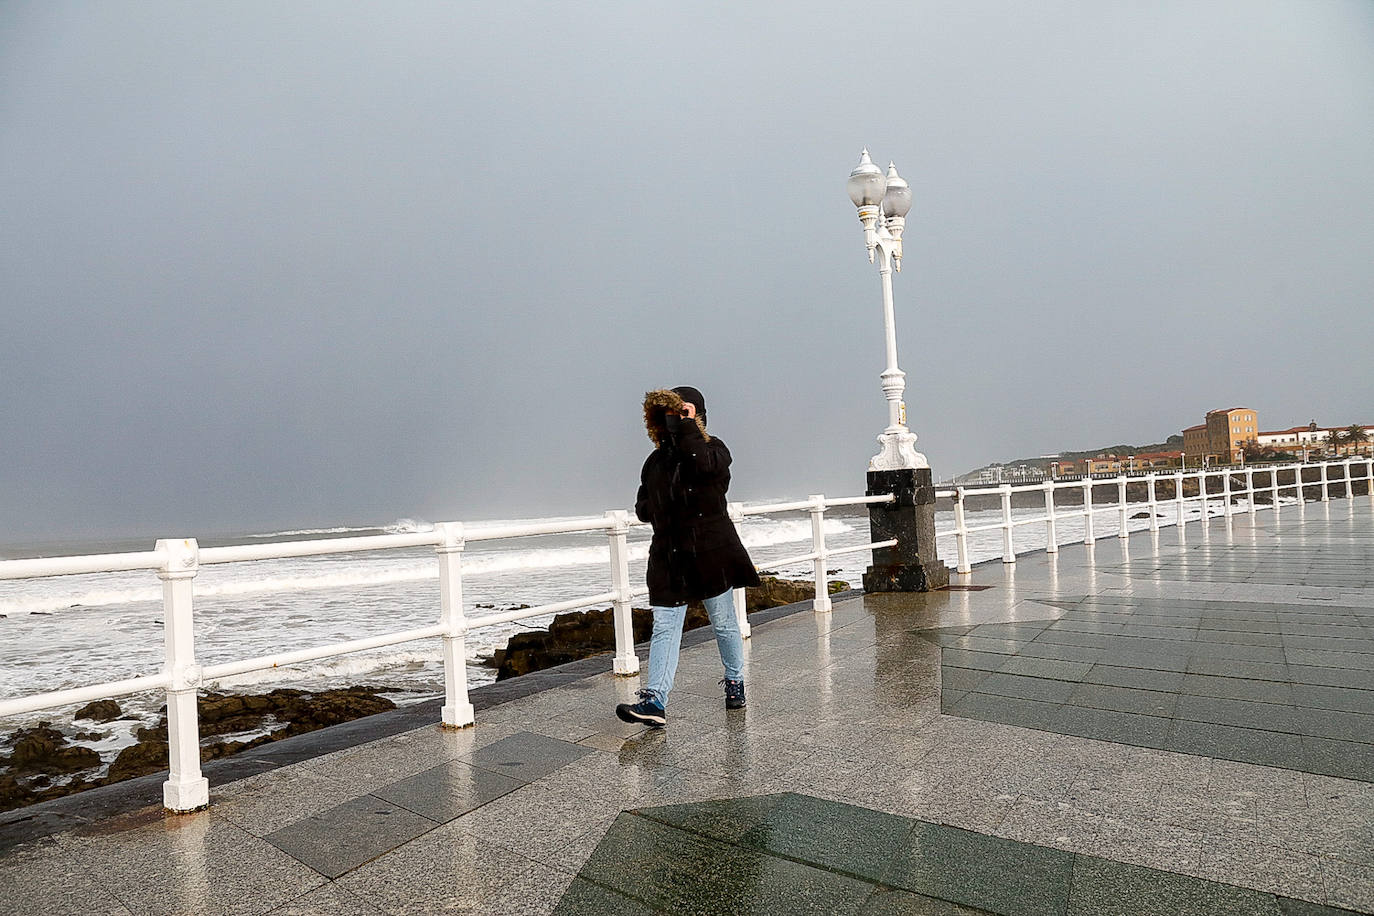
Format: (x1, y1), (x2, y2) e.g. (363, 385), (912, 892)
(936, 457), (1371, 573)
(0, 489), (899, 812)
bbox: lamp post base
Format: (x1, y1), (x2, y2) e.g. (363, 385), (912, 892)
(863, 468), (949, 593)
(870, 429), (927, 471)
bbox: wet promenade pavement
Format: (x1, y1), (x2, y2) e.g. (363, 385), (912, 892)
(1, 498), (1371, 914)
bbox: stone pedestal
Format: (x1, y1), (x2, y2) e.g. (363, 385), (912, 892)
(863, 468), (950, 592)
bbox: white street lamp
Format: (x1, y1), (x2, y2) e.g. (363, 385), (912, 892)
(847, 149), (925, 471)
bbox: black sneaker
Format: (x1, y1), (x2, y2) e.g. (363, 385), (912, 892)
(616, 690), (666, 727)
(724, 678), (746, 710)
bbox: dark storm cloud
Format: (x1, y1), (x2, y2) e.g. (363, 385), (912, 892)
(2, 1), (1371, 541)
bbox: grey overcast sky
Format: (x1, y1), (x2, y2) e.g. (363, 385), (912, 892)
(2, 2), (1372, 542)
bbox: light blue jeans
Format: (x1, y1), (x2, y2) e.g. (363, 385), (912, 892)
(645, 589), (744, 707)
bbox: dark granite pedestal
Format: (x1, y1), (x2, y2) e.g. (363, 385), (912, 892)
(863, 467), (950, 592)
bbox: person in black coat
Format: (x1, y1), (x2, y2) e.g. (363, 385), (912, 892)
(615, 386), (760, 728)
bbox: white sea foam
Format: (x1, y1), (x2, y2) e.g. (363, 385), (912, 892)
(384, 519), (434, 534)
(741, 518), (852, 549)
(247, 525), (382, 539)
(207, 649), (442, 689)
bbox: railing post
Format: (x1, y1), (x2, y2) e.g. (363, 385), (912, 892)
(728, 502), (750, 639)
(1147, 473), (1159, 531)
(1042, 480), (1058, 553)
(1000, 484), (1016, 563)
(1174, 471), (1187, 542)
(436, 522), (475, 727)
(809, 495), (832, 613)
(1320, 461), (1330, 501)
(1246, 468), (1256, 516)
(1222, 470), (1232, 517)
(1117, 475), (1129, 540)
(952, 488), (971, 573)
(605, 511), (642, 673)
(1344, 459), (1354, 499)
(1198, 469), (1208, 519)
(1271, 466), (1280, 513)
(1081, 478), (1094, 543)
(156, 538), (208, 812)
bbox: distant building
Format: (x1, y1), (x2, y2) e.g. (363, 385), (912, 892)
(1085, 455), (1124, 474)
(1182, 424), (1208, 465)
(1205, 407), (1257, 464)
(1183, 408), (1257, 465)
(1132, 450), (1184, 469)
(1257, 422), (1374, 457)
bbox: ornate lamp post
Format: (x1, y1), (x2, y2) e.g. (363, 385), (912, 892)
(847, 149), (948, 592)
(847, 149), (924, 471)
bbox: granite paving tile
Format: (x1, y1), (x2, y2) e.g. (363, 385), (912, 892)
(1291, 666), (1374, 692)
(1067, 683), (1178, 717)
(459, 730), (594, 782)
(60, 812), (327, 916)
(1319, 856), (1374, 913)
(857, 888), (987, 915)
(450, 780), (627, 862)
(336, 823), (574, 916)
(1168, 720), (1308, 772)
(997, 657), (1093, 681)
(1179, 674), (1295, 705)
(550, 877), (662, 915)
(1082, 664), (1186, 692)
(1292, 685), (1374, 715)
(1091, 815), (1205, 874)
(576, 812), (875, 916)
(1067, 855), (1282, 916)
(1175, 695), (1303, 734)
(0, 839), (133, 916)
(265, 882), (386, 915)
(1301, 736), (1374, 783)
(264, 795), (437, 880)
(370, 760), (526, 824)
(882, 820), (1075, 916)
(993, 796), (1102, 854)
(1198, 841), (1327, 903)
(973, 672), (1079, 704)
(1293, 708), (1374, 743)
(1052, 706), (1172, 748)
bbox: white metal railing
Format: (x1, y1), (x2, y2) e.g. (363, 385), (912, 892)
(933, 457), (1374, 574)
(0, 492), (893, 812)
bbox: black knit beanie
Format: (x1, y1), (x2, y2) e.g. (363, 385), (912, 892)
(671, 386), (706, 422)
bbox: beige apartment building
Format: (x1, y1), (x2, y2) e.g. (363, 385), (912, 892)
(1183, 424), (1208, 464)
(1207, 407), (1257, 463)
(1183, 408), (1257, 465)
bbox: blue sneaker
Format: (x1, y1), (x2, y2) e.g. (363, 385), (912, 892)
(616, 690), (666, 728)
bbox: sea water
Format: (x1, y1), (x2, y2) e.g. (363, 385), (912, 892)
(0, 494), (1267, 762)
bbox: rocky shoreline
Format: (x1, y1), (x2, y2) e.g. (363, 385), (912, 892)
(0, 575), (844, 814)
(0, 686), (402, 813)
(485, 575), (846, 679)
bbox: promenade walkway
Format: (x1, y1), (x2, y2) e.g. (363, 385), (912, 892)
(2, 499), (1371, 914)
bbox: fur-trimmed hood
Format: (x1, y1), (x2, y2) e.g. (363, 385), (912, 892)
(643, 388), (710, 447)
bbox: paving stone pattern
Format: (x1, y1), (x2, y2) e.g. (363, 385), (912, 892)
(556, 793), (1362, 916)
(929, 595), (1374, 781)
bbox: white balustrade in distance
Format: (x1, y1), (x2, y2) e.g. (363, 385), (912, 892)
(932, 458), (1373, 575)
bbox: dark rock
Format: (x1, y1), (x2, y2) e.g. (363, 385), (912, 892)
(0, 774), (34, 811)
(74, 699), (122, 722)
(109, 739), (169, 781)
(8, 725), (101, 774)
(491, 576), (843, 681)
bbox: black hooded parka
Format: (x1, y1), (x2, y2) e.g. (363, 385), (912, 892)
(635, 389), (761, 607)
